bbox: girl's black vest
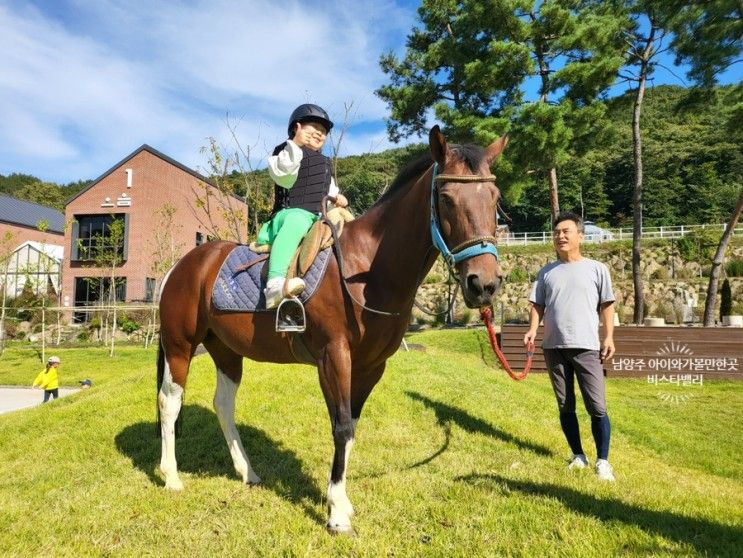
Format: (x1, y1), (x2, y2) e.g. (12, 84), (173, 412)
(271, 143), (333, 216)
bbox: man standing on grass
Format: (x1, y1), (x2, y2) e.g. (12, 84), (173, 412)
(524, 212), (617, 481)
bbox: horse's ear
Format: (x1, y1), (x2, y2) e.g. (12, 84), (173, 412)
(485, 135), (509, 165)
(429, 125), (448, 166)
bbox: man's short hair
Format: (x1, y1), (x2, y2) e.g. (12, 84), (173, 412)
(554, 212), (584, 233)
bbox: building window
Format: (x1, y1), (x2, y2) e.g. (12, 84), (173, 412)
(145, 277), (156, 302)
(71, 214), (128, 261)
(73, 277), (127, 323)
(196, 232), (204, 246)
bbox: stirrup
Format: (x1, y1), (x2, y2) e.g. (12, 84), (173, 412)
(275, 297), (306, 333)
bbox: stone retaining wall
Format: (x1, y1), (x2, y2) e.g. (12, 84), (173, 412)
(413, 241), (743, 325)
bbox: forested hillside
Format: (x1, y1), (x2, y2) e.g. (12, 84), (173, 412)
(2, 85), (740, 233)
(0, 173), (89, 211)
(507, 85), (742, 231)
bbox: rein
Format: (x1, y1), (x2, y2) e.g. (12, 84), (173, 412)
(322, 198), (400, 316)
(480, 306), (534, 381)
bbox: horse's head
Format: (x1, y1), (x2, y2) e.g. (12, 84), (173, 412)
(429, 125), (508, 309)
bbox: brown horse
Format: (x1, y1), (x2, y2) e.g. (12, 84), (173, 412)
(157, 125), (507, 535)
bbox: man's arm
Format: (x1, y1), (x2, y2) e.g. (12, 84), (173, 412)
(600, 301), (615, 360)
(524, 304), (544, 346)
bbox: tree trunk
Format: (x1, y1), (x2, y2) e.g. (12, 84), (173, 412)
(110, 271), (117, 357)
(41, 306), (46, 364)
(0, 265), (8, 355)
(703, 186), (743, 326)
(631, 24), (656, 325)
(548, 167), (560, 221)
(535, 35), (560, 221)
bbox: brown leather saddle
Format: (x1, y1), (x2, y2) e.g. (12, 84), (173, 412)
(246, 207), (354, 280)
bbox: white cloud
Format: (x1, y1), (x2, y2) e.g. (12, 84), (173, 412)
(0, 0), (417, 183)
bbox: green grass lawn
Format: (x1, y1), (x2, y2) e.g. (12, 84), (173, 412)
(1, 330), (741, 557)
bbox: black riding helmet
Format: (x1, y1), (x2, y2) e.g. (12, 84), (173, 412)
(288, 104), (334, 138)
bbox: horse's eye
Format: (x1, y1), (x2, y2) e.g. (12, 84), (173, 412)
(440, 193), (455, 209)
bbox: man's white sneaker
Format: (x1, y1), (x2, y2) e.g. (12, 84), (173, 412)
(567, 454), (589, 470)
(595, 459), (616, 482)
(264, 277), (306, 309)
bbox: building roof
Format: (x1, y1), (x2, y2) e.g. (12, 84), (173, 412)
(0, 194), (65, 233)
(13, 240), (64, 261)
(65, 144), (212, 205)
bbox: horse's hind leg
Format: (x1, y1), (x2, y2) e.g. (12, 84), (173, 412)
(204, 335), (262, 485)
(158, 338), (190, 491)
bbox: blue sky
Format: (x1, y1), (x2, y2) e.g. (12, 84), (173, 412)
(1, 0), (740, 185)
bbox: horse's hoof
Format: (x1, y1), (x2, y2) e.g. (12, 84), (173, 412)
(164, 478), (184, 491)
(326, 523), (357, 537)
(246, 477), (262, 487)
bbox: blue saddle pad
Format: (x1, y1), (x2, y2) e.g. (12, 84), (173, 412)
(212, 245), (333, 312)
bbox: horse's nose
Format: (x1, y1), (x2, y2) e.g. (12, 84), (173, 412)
(466, 274), (498, 299)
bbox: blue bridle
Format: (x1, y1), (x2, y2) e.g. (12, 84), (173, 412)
(430, 162), (500, 272)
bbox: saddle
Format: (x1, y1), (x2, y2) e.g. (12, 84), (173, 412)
(248, 206), (354, 279)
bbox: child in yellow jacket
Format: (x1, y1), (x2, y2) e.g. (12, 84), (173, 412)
(33, 356), (61, 403)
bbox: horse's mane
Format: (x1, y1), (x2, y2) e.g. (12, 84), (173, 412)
(374, 144), (486, 206)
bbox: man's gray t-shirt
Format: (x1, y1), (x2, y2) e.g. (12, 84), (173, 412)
(529, 258), (615, 350)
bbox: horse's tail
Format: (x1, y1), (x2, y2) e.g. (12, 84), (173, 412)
(156, 334), (165, 437)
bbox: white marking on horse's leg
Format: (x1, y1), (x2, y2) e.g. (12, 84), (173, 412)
(327, 437), (355, 532)
(158, 356), (184, 491)
(213, 368), (261, 485)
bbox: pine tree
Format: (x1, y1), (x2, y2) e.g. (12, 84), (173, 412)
(376, 0), (627, 220)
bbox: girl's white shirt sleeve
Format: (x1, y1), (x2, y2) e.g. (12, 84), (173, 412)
(328, 177), (339, 198)
(267, 140), (303, 189)
(267, 140), (340, 196)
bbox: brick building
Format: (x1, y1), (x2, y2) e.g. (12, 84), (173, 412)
(61, 145), (247, 320)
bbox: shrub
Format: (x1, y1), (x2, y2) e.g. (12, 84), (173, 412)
(120, 318), (141, 334)
(650, 267), (669, 280)
(720, 279), (732, 320)
(77, 330), (90, 342)
(423, 272), (443, 285)
(507, 267), (529, 283)
(677, 228), (722, 262)
(725, 260), (743, 277)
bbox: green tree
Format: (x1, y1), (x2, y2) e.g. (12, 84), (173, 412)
(0, 173), (39, 195)
(667, 0), (743, 87)
(376, 0), (627, 219)
(703, 186), (743, 326)
(620, 0), (743, 323)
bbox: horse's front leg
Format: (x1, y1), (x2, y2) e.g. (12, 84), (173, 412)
(317, 343), (356, 536)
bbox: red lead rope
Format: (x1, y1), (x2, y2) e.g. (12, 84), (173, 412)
(480, 306), (534, 381)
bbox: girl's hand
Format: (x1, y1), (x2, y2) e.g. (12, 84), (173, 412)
(334, 194), (348, 208)
(292, 122), (310, 147)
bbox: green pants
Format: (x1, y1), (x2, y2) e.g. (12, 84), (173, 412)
(257, 208), (318, 280)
